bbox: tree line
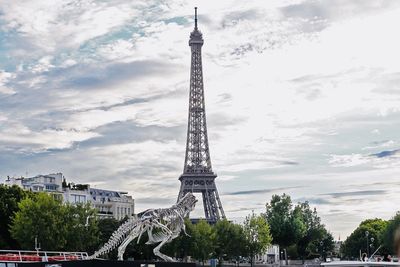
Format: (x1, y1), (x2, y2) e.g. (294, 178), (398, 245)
(1, 184), (339, 263)
(341, 215), (400, 259)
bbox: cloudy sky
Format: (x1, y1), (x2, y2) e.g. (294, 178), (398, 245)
(1, 0), (400, 238)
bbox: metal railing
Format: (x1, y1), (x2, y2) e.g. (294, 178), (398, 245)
(0, 249), (88, 262)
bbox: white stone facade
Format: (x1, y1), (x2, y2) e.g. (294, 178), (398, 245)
(89, 188), (134, 220)
(6, 173), (63, 193)
(256, 245), (280, 264)
(4, 173), (134, 220)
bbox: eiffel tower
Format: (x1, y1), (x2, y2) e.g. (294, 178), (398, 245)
(177, 7), (226, 223)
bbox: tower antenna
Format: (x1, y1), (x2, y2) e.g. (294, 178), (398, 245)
(194, 7), (198, 30)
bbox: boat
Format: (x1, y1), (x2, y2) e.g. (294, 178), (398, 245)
(0, 249), (88, 266)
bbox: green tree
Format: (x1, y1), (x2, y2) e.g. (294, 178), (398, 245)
(10, 193), (99, 251)
(243, 213), (272, 267)
(294, 202), (334, 260)
(63, 203), (99, 252)
(341, 218), (388, 258)
(381, 212), (400, 254)
(11, 193), (67, 250)
(319, 229), (334, 260)
(164, 219), (196, 261)
(192, 220), (216, 265)
(0, 184), (33, 249)
(265, 194), (306, 248)
(95, 218), (120, 259)
(214, 219), (246, 264)
(98, 218), (120, 247)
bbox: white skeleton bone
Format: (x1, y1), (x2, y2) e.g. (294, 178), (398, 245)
(89, 193), (197, 261)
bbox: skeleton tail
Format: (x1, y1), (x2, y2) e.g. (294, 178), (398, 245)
(88, 218), (139, 259)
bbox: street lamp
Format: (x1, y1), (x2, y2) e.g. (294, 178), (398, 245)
(369, 237), (375, 259)
(365, 231), (370, 256)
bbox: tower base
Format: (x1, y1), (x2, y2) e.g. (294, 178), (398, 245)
(178, 173), (225, 222)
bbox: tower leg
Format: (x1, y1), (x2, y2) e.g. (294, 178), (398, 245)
(202, 191), (211, 220)
(214, 189), (226, 219)
(208, 190), (220, 221)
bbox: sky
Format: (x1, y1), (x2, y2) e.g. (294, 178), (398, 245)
(0, 0), (400, 239)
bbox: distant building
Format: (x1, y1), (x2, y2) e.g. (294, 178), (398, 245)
(256, 245), (280, 264)
(4, 173), (134, 220)
(333, 240), (343, 257)
(89, 188), (134, 220)
(6, 173), (63, 193)
(63, 183), (91, 204)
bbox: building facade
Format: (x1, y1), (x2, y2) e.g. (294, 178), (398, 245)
(89, 188), (134, 220)
(256, 245), (280, 265)
(4, 173), (134, 220)
(6, 173), (63, 193)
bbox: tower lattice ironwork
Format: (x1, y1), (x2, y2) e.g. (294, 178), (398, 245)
(177, 7), (225, 223)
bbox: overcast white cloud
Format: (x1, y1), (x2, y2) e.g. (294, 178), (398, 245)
(1, 0), (400, 238)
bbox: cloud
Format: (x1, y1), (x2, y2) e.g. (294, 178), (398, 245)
(281, 0), (400, 22)
(62, 60), (175, 90)
(362, 140), (395, 150)
(0, 71), (16, 95)
(370, 149), (400, 158)
(79, 121), (184, 147)
(295, 197), (332, 205)
(0, 0), (139, 53)
(225, 186), (302, 196)
(330, 148), (400, 167)
(329, 153), (370, 167)
(0, 121), (98, 153)
(321, 190), (387, 198)
(226, 206), (262, 213)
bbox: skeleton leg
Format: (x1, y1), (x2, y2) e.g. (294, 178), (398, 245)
(117, 232), (138, 261)
(153, 236), (174, 262)
(153, 231), (180, 262)
(182, 222), (190, 237)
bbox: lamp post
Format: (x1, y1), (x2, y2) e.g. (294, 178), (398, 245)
(370, 237), (375, 260)
(365, 231), (370, 257)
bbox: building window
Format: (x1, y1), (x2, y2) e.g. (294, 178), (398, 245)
(72, 195), (86, 203)
(45, 185), (57, 191)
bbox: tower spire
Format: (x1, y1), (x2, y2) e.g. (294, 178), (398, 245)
(194, 7), (198, 30)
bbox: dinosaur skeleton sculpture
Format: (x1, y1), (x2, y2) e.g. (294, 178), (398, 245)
(89, 193), (197, 261)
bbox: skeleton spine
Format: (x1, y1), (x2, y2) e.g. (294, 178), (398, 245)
(89, 218), (139, 259)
